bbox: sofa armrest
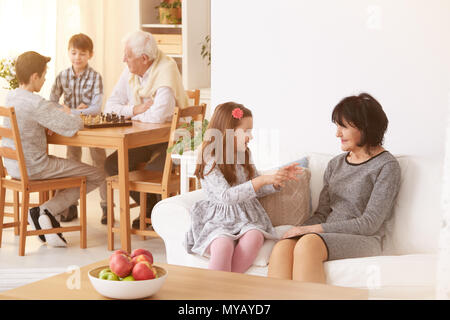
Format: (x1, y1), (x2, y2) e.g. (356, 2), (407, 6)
(152, 189), (206, 265)
(152, 189), (205, 238)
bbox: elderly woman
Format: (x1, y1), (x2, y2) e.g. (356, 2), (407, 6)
(268, 93), (401, 283)
(103, 30), (188, 227)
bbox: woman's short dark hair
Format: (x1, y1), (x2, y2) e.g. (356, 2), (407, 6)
(332, 93), (388, 147)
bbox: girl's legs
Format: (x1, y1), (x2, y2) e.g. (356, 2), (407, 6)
(208, 237), (235, 272)
(267, 239), (297, 280)
(292, 234), (328, 283)
(231, 229), (265, 273)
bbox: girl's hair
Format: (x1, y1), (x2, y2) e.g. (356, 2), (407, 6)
(122, 30), (158, 61)
(332, 92), (388, 149)
(195, 102), (255, 185)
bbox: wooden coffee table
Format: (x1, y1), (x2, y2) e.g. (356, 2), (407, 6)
(0, 260), (368, 300)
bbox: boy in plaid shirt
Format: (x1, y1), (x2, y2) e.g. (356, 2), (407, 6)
(50, 33), (107, 224)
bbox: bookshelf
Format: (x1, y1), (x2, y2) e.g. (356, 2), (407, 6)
(139, 0), (211, 90)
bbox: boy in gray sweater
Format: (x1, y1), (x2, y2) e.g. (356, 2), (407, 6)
(2, 51), (105, 247)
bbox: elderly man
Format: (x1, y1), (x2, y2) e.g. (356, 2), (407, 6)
(103, 30), (188, 228)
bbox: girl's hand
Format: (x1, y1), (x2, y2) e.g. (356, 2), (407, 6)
(272, 163), (303, 188)
(252, 163), (303, 191)
(281, 224), (323, 239)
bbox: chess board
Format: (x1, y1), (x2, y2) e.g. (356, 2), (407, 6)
(81, 113), (133, 129)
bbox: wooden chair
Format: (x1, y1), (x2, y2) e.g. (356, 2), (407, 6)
(186, 89), (200, 106)
(131, 89), (200, 175)
(106, 104), (206, 250)
(0, 106), (87, 256)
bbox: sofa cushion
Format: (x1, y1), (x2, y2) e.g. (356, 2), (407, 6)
(308, 153), (334, 213)
(253, 225), (292, 267)
(324, 253), (437, 289)
(258, 169), (312, 227)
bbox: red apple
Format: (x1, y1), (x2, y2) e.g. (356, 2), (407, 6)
(109, 250), (130, 261)
(131, 248), (153, 261)
(109, 253), (133, 278)
(132, 261), (157, 280)
(131, 253), (153, 266)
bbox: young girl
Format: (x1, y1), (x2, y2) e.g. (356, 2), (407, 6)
(185, 102), (302, 273)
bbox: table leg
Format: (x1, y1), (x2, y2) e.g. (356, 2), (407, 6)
(118, 140), (131, 253)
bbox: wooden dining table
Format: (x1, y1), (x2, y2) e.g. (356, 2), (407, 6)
(47, 120), (171, 253)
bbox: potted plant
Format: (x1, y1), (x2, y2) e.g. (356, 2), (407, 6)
(156, 0), (182, 25)
(0, 57), (19, 90)
(167, 119), (209, 155)
(200, 35), (211, 66)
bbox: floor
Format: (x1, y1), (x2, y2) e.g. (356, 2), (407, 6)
(0, 188), (167, 292)
(0, 87), (211, 293)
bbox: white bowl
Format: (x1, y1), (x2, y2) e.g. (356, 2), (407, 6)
(88, 265), (168, 300)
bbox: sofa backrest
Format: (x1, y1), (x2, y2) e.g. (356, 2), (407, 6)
(307, 153), (442, 255)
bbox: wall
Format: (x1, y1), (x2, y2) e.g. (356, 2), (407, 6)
(211, 0), (450, 169)
(103, 0), (140, 101)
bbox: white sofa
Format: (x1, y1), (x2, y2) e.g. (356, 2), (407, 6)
(152, 153), (442, 299)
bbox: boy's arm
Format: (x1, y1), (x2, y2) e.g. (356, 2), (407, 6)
(49, 74), (63, 103)
(35, 99), (83, 137)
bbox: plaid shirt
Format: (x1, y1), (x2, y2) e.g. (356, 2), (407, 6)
(50, 65), (103, 115)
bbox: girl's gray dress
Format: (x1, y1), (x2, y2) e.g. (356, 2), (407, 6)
(301, 151), (401, 261)
(185, 162), (279, 257)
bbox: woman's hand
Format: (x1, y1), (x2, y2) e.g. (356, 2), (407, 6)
(281, 224), (324, 239)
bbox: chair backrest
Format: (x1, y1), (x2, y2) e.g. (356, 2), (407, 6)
(186, 89), (200, 106)
(161, 104), (207, 191)
(0, 106), (29, 185)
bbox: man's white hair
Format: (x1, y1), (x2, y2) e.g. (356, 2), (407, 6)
(123, 30), (158, 61)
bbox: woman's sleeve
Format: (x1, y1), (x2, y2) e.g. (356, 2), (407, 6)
(302, 162), (333, 226)
(202, 164), (258, 205)
(321, 161), (401, 236)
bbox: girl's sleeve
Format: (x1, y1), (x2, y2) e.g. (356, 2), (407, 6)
(321, 161), (401, 236)
(202, 164), (258, 205)
(253, 168), (279, 198)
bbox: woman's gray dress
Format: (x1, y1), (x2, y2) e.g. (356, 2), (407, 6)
(185, 162), (279, 257)
(301, 151), (401, 261)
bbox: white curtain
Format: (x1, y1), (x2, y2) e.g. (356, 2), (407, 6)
(0, 0), (57, 97)
(0, 0), (139, 103)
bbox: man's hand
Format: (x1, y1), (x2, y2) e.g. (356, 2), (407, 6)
(133, 100), (153, 116)
(76, 103), (89, 110)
